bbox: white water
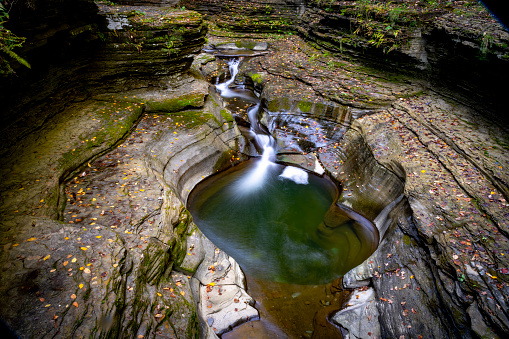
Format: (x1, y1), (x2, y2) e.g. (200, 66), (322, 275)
(216, 58), (307, 192)
(215, 58), (241, 98)
(279, 166), (309, 185)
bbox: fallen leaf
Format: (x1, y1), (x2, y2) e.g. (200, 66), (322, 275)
(80, 247), (88, 251)
(71, 294), (76, 299)
(63, 261), (69, 266)
(79, 284), (84, 289)
(83, 268), (91, 274)
(43, 255), (50, 261)
(26, 237), (36, 242)
(73, 301), (79, 308)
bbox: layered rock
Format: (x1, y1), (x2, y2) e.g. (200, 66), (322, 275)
(181, 0), (305, 33)
(218, 35), (509, 338)
(0, 3), (217, 338)
(183, 0), (509, 121)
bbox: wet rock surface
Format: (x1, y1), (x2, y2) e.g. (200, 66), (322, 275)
(1, 1), (509, 338)
(200, 34), (509, 338)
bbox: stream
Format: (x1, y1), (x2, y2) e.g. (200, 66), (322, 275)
(187, 53), (379, 337)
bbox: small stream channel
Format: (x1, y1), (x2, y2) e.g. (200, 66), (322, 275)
(188, 47), (380, 337)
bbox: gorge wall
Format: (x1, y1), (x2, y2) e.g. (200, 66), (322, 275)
(1, 0), (508, 338)
(182, 0), (509, 123)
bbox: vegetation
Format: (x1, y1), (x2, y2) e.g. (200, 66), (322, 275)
(0, 4), (30, 75)
(312, 0), (492, 53)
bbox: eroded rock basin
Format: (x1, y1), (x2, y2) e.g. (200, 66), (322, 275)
(188, 158), (379, 285)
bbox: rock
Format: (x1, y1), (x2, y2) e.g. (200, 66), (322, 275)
(191, 236), (258, 338)
(332, 287), (380, 339)
(467, 301), (500, 339)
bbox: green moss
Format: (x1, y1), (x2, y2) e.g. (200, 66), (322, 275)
(58, 101), (144, 170)
(220, 109), (234, 125)
(250, 73), (262, 84)
(185, 309), (199, 338)
(143, 93), (205, 113)
(163, 110), (215, 129)
(298, 100), (313, 113)
(267, 97), (291, 112)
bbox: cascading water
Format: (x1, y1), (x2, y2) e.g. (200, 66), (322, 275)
(188, 55), (379, 284)
(215, 58), (241, 96)
(217, 58), (307, 190)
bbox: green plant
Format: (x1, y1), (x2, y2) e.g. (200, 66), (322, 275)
(479, 31), (493, 59)
(0, 5), (30, 75)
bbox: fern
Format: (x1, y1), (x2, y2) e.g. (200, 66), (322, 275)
(0, 9), (31, 75)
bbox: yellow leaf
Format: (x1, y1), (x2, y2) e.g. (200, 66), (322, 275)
(209, 282), (215, 286)
(80, 267), (84, 270)
(26, 237), (36, 242)
(139, 189), (145, 192)
(157, 293), (162, 297)
(64, 237), (69, 240)
(45, 304), (51, 307)
(71, 258), (77, 263)
(79, 284), (84, 289)
(80, 247), (88, 251)
(87, 162), (91, 167)
(40, 199), (44, 203)
(180, 291), (185, 296)
(96, 236), (102, 239)
(421, 170), (426, 173)
(43, 255), (50, 261)
(12, 243), (19, 247)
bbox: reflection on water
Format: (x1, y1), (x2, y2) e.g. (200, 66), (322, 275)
(188, 159), (379, 285)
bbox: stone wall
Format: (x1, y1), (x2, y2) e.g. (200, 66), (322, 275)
(182, 0), (509, 121)
(0, 1), (207, 155)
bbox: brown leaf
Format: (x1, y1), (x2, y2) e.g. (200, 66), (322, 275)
(71, 294), (76, 299)
(72, 301), (79, 308)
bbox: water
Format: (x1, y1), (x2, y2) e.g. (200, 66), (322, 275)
(188, 57), (378, 285)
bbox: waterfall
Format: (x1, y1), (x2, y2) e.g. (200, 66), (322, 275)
(215, 57), (307, 191)
(215, 58), (241, 98)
